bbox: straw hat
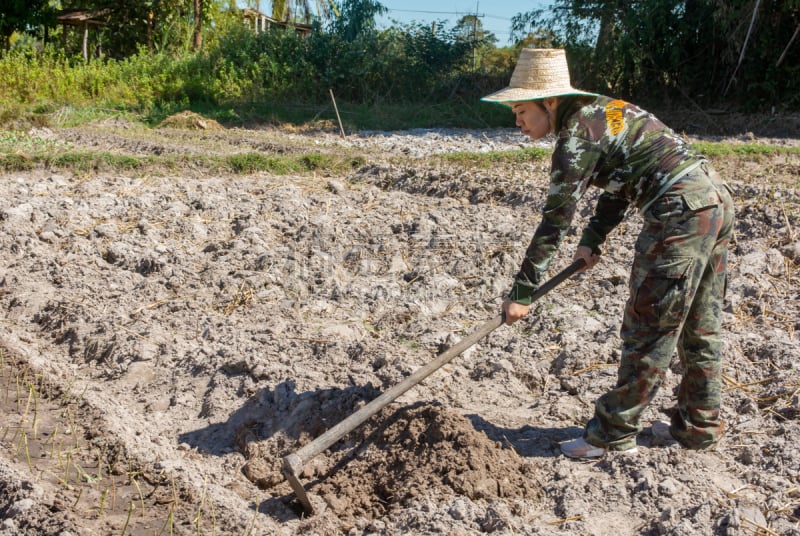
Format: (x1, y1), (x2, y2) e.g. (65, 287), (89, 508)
(481, 48), (597, 106)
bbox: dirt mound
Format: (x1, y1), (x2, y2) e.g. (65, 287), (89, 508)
(317, 403), (541, 514)
(235, 383), (383, 491)
(158, 110), (223, 130)
(235, 386), (541, 520)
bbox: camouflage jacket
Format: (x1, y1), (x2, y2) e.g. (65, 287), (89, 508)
(509, 95), (703, 305)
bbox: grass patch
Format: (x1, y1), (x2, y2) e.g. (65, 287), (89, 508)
(0, 101), (141, 130)
(0, 153), (36, 171)
(438, 147), (550, 168)
(225, 152), (365, 175)
(226, 153), (290, 174)
(692, 141), (800, 158)
(48, 105), (140, 128)
(0, 141), (367, 176)
(45, 152), (144, 172)
(0, 130), (68, 152)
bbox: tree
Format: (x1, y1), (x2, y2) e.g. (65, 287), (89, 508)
(272, 0), (288, 20)
(53, 0), (231, 57)
(510, 0), (800, 110)
(0, 0), (54, 50)
(274, 0), (337, 25)
(454, 15), (484, 43)
(193, 0), (202, 50)
(329, 0), (386, 41)
(454, 15), (497, 71)
(514, 28), (557, 51)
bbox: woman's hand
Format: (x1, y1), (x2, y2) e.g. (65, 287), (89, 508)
(502, 299), (530, 325)
(574, 245), (600, 273)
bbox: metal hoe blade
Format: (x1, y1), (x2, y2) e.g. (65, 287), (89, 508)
(282, 258), (586, 515)
(282, 453), (314, 514)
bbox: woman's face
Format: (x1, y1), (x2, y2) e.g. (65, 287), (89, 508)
(511, 100), (555, 139)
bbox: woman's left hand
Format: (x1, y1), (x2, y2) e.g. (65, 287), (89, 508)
(574, 245), (600, 273)
(502, 299), (530, 325)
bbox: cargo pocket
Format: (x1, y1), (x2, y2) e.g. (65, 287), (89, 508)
(681, 188), (721, 212)
(631, 256), (695, 329)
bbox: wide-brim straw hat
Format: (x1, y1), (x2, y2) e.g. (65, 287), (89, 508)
(481, 48), (598, 106)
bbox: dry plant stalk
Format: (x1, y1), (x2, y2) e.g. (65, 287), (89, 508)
(573, 363), (617, 375)
(130, 473), (146, 516)
(194, 476), (208, 536)
(63, 450), (73, 485)
(222, 282), (254, 315)
(160, 505), (175, 536)
(740, 515), (779, 536)
(245, 494), (260, 536)
(72, 487), (83, 508)
(19, 430), (33, 471)
(722, 375), (776, 392)
(98, 487), (109, 516)
(30, 383), (39, 440)
(548, 515), (583, 525)
(121, 501), (135, 536)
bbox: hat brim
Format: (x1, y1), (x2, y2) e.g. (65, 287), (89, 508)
(481, 86), (599, 107)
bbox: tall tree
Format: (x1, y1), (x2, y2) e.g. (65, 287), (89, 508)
(454, 15), (497, 71)
(454, 15), (495, 44)
(272, 0), (288, 20)
(193, 0), (202, 50)
(511, 0), (800, 109)
(329, 0), (386, 41)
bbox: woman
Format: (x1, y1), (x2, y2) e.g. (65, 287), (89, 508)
(482, 48), (734, 458)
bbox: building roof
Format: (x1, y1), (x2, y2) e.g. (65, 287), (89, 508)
(240, 8), (313, 33)
(56, 9), (110, 28)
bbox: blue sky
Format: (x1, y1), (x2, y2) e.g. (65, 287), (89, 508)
(240, 1), (553, 46)
(376, 1), (552, 46)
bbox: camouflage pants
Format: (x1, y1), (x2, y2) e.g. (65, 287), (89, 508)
(585, 162), (735, 451)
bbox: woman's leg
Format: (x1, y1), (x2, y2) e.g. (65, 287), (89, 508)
(585, 170), (730, 450)
(672, 176), (734, 449)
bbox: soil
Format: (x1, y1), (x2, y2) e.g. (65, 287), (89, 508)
(0, 112), (798, 535)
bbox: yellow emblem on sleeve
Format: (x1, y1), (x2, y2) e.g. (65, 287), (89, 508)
(605, 99), (627, 136)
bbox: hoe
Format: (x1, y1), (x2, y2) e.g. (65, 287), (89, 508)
(282, 258), (585, 514)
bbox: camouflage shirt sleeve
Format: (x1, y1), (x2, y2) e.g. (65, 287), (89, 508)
(578, 191), (630, 254)
(509, 136), (600, 305)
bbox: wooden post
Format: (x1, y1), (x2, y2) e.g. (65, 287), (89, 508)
(82, 21), (88, 61)
(329, 89), (346, 139)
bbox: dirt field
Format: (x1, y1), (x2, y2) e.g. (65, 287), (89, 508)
(0, 116), (798, 535)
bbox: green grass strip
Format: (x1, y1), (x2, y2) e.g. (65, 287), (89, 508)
(0, 148), (366, 176)
(438, 147), (550, 168)
(691, 141), (800, 158)
(46, 152), (144, 172)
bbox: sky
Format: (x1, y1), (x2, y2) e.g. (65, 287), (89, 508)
(240, 1), (552, 46)
(376, 1), (552, 46)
